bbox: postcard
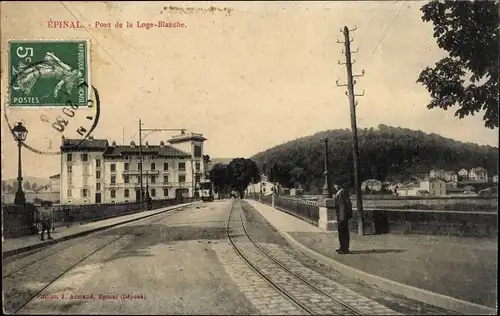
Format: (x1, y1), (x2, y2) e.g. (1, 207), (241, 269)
(1, 1), (498, 315)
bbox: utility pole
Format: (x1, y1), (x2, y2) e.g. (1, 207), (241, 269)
(138, 119), (186, 207)
(337, 26), (366, 235)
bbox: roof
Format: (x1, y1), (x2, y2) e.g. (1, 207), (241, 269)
(49, 174), (61, 179)
(169, 132), (207, 144)
(470, 167), (487, 172)
(103, 145), (191, 158)
(60, 139), (108, 152)
(446, 187), (463, 192)
(362, 179), (382, 185)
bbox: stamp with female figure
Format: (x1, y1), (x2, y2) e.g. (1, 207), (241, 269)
(9, 40), (90, 107)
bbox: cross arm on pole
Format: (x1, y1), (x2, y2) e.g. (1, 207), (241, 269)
(336, 80), (348, 87)
(353, 70), (365, 78)
(354, 89), (365, 97)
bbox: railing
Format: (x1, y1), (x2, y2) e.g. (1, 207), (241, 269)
(248, 193), (319, 226)
(33, 197), (198, 232)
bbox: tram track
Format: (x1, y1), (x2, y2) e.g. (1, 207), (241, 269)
(3, 206), (183, 314)
(226, 200), (363, 315)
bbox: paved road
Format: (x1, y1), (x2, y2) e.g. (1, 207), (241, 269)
(3, 200), (452, 315)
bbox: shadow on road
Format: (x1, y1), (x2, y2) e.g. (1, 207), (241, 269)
(348, 249), (407, 255)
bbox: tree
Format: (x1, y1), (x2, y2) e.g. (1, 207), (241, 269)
(31, 183), (38, 190)
(23, 181), (31, 191)
(203, 155), (211, 177)
(417, 0), (499, 128)
(209, 163), (230, 198)
(227, 158), (261, 198)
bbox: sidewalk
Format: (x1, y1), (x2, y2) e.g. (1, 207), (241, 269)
(245, 200), (497, 315)
(2, 201), (198, 258)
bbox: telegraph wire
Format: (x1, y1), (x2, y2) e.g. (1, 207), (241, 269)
(362, 1), (406, 70)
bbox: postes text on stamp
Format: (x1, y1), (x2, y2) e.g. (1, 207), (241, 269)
(9, 40), (90, 107)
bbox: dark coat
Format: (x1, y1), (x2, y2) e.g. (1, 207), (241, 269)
(334, 188), (352, 221)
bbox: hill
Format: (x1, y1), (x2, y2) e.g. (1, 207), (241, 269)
(2, 176), (52, 193)
(250, 125), (499, 193)
(207, 158), (235, 170)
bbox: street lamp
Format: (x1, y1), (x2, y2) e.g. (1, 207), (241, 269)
(321, 137), (333, 199)
(12, 122), (28, 206)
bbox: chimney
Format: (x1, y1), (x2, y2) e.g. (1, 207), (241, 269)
(130, 141), (135, 148)
(160, 141), (165, 147)
(88, 136), (94, 140)
(145, 141), (149, 148)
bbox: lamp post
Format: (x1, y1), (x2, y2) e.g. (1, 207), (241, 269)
(138, 119), (186, 210)
(321, 137), (332, 199)
(145, 170), (150, 210)
(12, 122), (28, 206)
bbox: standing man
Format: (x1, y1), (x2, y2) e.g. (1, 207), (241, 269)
(334, 182), (353, 254)
(38, 202), (53, 241)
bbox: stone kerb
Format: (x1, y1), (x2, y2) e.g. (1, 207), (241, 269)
(318, 198), (337, 231)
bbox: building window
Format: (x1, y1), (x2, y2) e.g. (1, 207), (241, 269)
(151, 188), (156, 197)
(67, 165), (72, 173)
(196, 162), (200, 171)
(67, 189), (72, 197)
(138, 162), (142, 170)
(151, 162), (156, 170)
(124, 162), (129, 171)
(179, 162), (186, 171)
(195, 174), (201, 183)
(96, 183), (101, 191)
(68, 176), (72, 185)
(179, 175), (186, 183)
(124, 175), (130, 183)
(67, 153), (72, 162)
(82, 189), (88, 197)
(124, 189), (129, 198)
(163, 163), (168, 170)
(81, 153), (88, 161)
(151, 176), (156, 184)
(96, 159), (101, 167)
(110, 163), (116, 172)
(111, 189), (116, 198)
(96, 171), (101, 179)
(163, 175), (169, 183)
(194, 145), (202, 157)
(111, 175), (116, 184)
(163, 188), (169, 197)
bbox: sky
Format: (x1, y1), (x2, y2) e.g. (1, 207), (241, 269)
(1, 1), (498, 180)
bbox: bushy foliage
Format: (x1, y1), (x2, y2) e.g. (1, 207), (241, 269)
(251, 125), (499, 193)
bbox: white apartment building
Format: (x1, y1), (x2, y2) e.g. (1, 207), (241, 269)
(60, 133), (207, 204)
(468, 167), (488, 183)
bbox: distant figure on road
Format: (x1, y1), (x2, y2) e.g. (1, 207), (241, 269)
(334, 182), (353, 254)
(38, 203), (53, 241)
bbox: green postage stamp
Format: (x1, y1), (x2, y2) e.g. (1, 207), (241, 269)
(8, 40), (90, 107)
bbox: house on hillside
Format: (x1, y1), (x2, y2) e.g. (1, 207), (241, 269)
(49, 174), (60, 193)
(361, 179), (382, 192)
(397, 182), (427, 197)
(429, 169), (445, 180)
(246, 174), (278, 196)
(445, 180), (459, 189)
(492, 175), (498, 183)
(468, 167), (488, 183)
(458, 168), (469, 180)
(443, 171), (458, 182)
(462, 185), (476, 194)
(419, 178), (447, 196)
